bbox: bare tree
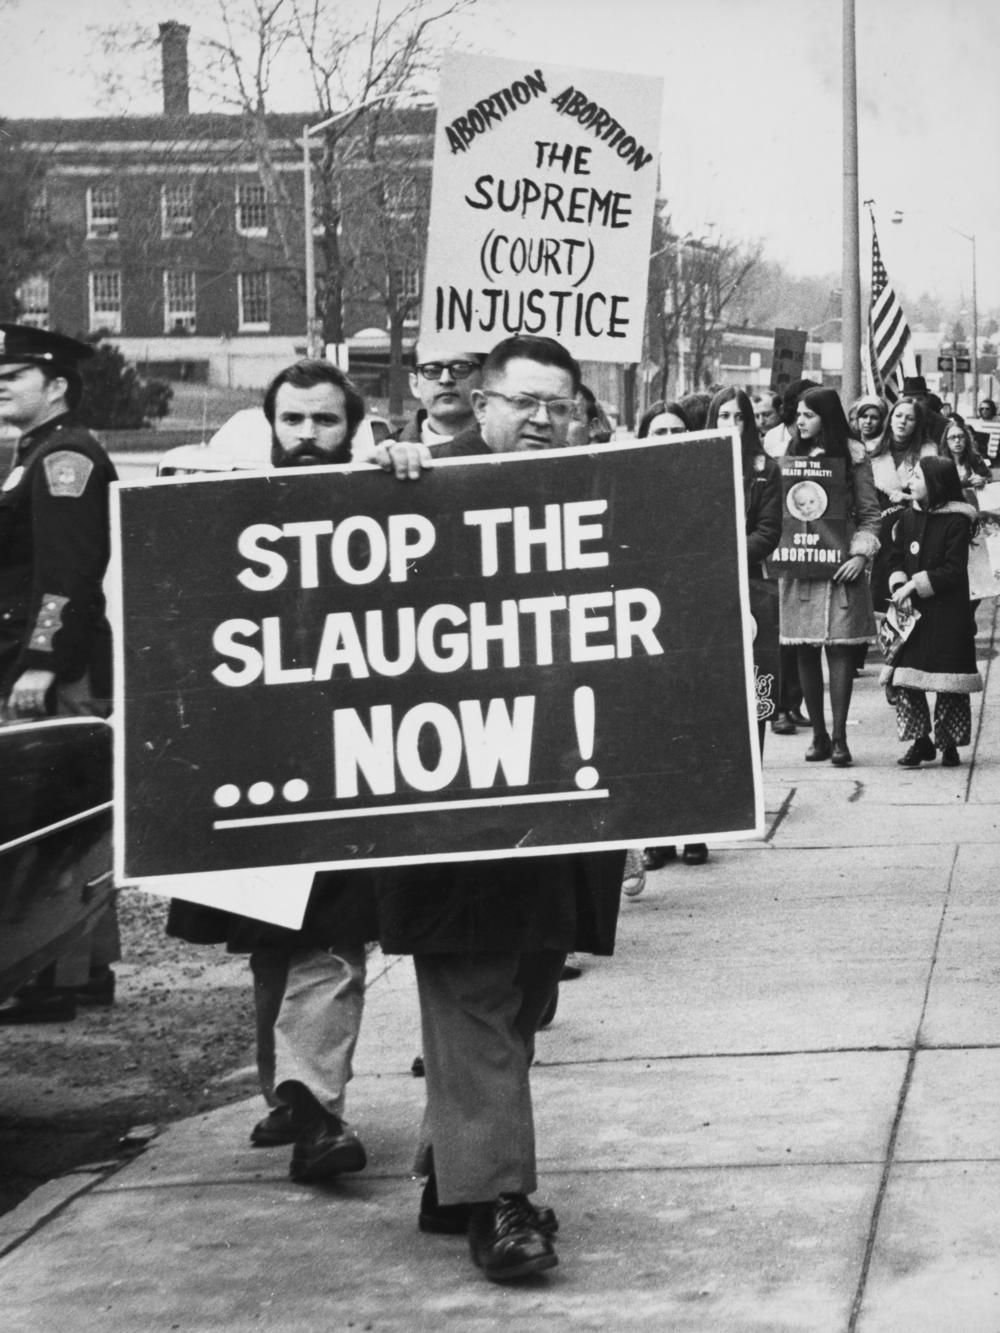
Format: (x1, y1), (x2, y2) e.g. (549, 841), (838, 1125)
(196, 0), (470, 344)
(646, 207), (761, 398)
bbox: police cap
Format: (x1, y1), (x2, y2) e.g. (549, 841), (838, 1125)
(0, 324), (95, 374)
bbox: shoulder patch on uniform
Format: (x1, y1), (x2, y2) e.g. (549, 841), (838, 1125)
(43, 451), (94, 498)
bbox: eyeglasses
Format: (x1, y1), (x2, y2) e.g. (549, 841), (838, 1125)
(415, 361), (480, 381)
(481, 389), (578, 422)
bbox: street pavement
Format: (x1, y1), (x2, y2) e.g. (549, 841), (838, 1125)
(2, 607), (1000, 1331)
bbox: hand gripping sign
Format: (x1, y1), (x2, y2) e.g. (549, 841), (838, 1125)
(112, 436), (762, 920)
(420, 53), (662, 363)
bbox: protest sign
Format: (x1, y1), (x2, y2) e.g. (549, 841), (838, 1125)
(767, 456), (848, 578)
(419, 53), (662, 363)
(770, 328), (807, 393)
(112, 436), (762, 893)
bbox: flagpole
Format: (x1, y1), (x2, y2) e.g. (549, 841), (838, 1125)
(841, 0), (862, 403)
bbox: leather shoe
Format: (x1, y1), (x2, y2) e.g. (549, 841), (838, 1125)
(419, 1175), (558, 1237)
(681, 843), (708, 865)
(941, 745), (961, 767)
(642, 846), (676, 870)
(770, 712), (796, 735)
(805, 733), (832, 762)
(898, 736), (935, 768)
(787, 709), (810, 727)
(0, 989), (77, 1024)
(250, 1104), (297, 1147)
(289, 1113), (367, 1182)
(468, 1194), (558, 1281)
(830, 738), (853, 768)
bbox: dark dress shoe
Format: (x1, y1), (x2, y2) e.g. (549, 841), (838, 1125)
(642, 846), (676, 870)
(830, 738), (853, 768)
(805, 733), (832, 762)
(419, 1175), (558, 1237)
(74, 966), (116, 1007)
(770, 713), (796, 735)
(898, 736), (935, 768)
(537, 986), (558, 1028)
(941, 745), (961, 767)
(468, 1194), (558, 1281)
(787, 709), (810, 727)
(250, 1104), (297, 1147)
(560, 954), (582, 980)
(0, 989), (77, 1024)
(681, 843), (708, 865)
(289, 1112), (367, 1182)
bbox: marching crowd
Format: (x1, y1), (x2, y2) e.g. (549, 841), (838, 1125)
(0, 317), (994, 1285)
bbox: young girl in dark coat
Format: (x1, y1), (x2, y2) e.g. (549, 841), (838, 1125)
(884, 456), (982, 767)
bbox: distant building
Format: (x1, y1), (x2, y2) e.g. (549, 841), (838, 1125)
(11, 22), (433, 394)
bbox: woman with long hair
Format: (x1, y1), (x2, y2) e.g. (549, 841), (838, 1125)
(867, 395), (937, 615)
(883, 456), (982, 767)
(778, 386), (880, 766)
(938, 418), (990, 501)
(636, 400), (691, 439)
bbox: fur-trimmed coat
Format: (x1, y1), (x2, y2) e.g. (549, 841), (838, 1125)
(884, 501), (982, 694)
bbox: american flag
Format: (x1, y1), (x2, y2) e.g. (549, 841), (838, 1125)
(868, 218), (911, 402)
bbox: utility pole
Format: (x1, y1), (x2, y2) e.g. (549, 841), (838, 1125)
(841, 0), (862, 402)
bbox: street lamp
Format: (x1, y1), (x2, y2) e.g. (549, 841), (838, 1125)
(303, 94), (394, 359)
(891, 210), (978, 408)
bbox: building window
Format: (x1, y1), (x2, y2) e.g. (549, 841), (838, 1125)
(89, 270), (122, 333)
(16, 275), (50, 330)
(87, 184), (119, 239)
(236, 182), (268, 236)
(29, 186), (49, 228)
(164, 270), (197, 333)
(391, 267), (421, 302)
(161, 183), (194, 238)
(238, 271), (270, 331)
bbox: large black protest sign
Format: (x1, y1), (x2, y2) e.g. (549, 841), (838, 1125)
(112, 437), (761, 883)
(768, 456), (849, 579)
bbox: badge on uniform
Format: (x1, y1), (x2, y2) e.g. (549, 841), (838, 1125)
(909, 540), (920, 555)
(43, 451), (94, 498)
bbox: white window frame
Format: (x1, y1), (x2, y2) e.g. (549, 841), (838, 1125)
(86, 184), (119, 240)
(391, 267), (421, 302)
(163, 269), (197, 334)
(16, 274), (50, 330)
(235, 182), (268, 237)
(238, 271), (270, 332)
(161, 183), (194, 239)
(89, 270), (122, 334)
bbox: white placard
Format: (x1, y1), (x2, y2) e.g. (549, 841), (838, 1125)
(420, 54), (662, 363)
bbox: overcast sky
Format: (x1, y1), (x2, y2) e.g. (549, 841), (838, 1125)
(3, 0), (998, 309)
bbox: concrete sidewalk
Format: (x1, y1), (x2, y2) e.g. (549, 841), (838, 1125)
(3, 612), (1000, 1331)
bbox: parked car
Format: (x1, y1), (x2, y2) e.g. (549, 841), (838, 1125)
(0, 718), (114, 1000)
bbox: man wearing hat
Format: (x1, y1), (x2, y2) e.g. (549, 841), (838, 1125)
(0, 325), (119, 1026)
(0, 324), (117, 719)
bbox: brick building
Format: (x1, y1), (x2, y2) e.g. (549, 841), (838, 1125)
(11, 22), (434, 395)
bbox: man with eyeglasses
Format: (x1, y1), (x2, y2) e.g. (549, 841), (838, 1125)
(375, 335), (624, 1282)
(400, 340), (485, 450)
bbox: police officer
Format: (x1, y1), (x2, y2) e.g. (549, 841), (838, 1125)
(0, 325), (119, 1026)
(0, 324), (116, 718)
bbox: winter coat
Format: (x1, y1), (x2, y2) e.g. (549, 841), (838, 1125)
(745, 453), (782, 579)
(778, 442), (881, 646)
(884, 502), (982, 694)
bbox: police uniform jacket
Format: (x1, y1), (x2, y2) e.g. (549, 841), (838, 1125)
(0, 413), (117, 695)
